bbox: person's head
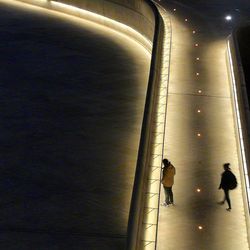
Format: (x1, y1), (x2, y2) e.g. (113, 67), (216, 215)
(223, 163), (231, 171)
(162, 158), (170, 167)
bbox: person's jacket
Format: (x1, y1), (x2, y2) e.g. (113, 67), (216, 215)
(161, 164), (176, 187)
(219, 170), (234, 190)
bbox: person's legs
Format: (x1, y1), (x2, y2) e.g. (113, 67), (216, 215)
(165, 187), (173, 204)
(168, 186), (174, 204)
(224, 188), (231, 210)
(164, 186), (170, 204)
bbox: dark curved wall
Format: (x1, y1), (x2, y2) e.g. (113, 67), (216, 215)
(236, 26), (250, 102)
(229, 31), (250, 230)
(11, 1), (160, 249)
(0, 1), (154, 249)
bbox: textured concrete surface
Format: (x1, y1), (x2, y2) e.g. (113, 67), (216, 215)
(0, 1), (150, 249)
(157, 1), (249, 249)
(18, 0), (156, 42)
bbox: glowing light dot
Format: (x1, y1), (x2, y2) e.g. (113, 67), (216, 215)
(197, 188), (201, 192)
(198, 90), (202, 93)
(198, 225), (203, 230)
(197, 133), (201, 137)
(225, 15), (232, 21)
(173, 8), (176, 11)
(195, 43), (199, 47)
(196, 57), (200, 60)
(185, 18), (188, 22)
(197, 109), (201, 113)
(196, 72), (200, 76)
(192, 30), (196, 34)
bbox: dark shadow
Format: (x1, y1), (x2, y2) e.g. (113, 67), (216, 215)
(0, 3), (149, 249)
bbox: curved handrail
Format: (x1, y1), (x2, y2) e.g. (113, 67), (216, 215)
(227, 34), (250, 243)
(228, 33), (250, 209)
(153, 4), (172, 249)
(126, 1), (165, 249)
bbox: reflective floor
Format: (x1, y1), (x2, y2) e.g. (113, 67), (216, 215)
(157, 1), (249, 249)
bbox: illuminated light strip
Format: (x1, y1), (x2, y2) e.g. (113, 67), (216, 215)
(17, 0), (48, 3)
(11, 0), (152, 53)
(49, 1), (152, 53)
(0, 0), (48, 6)
(227, 40), (250, 208)
(140, 4), (172, 249)
(29, 0), (46, 2)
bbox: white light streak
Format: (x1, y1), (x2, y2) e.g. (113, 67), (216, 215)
(50, 1), (152, 53)
(10, 0), (152, 54)
(140, 4), (172, 249)
(227, 40), (250, 209)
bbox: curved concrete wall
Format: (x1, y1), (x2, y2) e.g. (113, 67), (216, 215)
(55, 0), (155, 51)
(126, 1), (165, 249)
(229, 33), (250, 175)
(14, 1), (163, 248)
(57, 0), (155, 41)
(228, 34), (250, 237)
(17, 0), (156, 47)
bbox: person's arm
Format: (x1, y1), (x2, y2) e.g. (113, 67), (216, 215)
(171, 165), (176, 176)
(161, 168), (165, 182)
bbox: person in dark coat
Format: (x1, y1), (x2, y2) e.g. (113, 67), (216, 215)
(218, 163), (237, 211)
(161, 159), (176, 206)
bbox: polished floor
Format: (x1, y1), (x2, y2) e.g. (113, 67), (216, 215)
(157, 1), (249, 249)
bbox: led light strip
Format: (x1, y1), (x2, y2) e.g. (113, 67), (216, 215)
(140, 4), (172, 249)
(50, 1), (152, 52)
(227, 40), (250, 209)
(11, 0), (152, 53)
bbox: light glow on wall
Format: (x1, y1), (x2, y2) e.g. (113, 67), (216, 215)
(227, 40), (250, 209)
(141, 3), (172, 249)
(8, 0), (152, 54)
(49, 1), (152, 53)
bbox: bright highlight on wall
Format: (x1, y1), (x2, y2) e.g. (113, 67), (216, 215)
(50, 1), (152, 51)
(8, 0), (152, 54)
(227, 40), (250, 210)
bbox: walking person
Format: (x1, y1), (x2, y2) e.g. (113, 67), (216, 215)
(218, 163), (237, 211)
(161, 159), (176, 206)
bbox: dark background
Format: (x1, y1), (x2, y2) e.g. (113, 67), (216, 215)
(237, 26), (250, 102)
(0, 2), (149, 249)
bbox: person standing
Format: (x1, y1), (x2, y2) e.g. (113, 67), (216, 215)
(161, 159), (176, 206)
(218, 163), (237, 211)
